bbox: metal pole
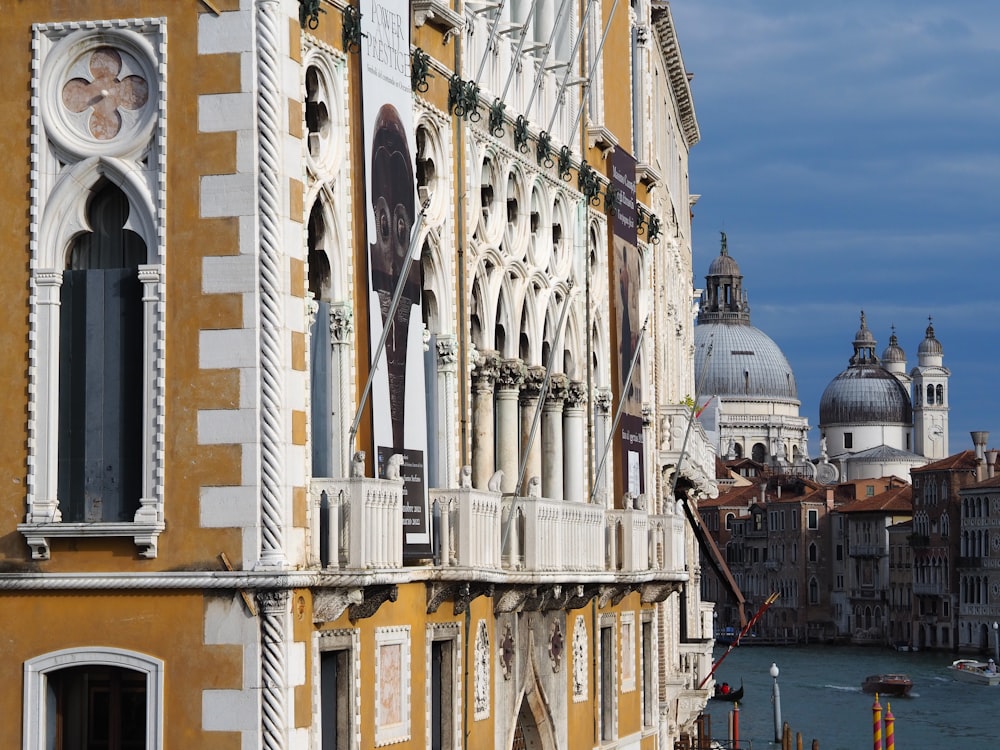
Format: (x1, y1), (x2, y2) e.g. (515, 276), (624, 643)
(770, 662), (782, 743)
(589, 317), (649, 503)
(348, 198), (430, 454)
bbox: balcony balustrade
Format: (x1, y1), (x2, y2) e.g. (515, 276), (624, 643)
(849, 544), (886, 558)
(311, 477), (403, 570)
(312, 479), (690, 576)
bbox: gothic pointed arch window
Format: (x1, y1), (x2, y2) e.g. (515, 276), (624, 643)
(308, 201), (335, 478)
(24, 21), (166, 559)
(59, 180), (146, 523)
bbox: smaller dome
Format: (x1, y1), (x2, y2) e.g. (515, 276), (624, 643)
(708, 252), (741, 277)
(918, 319), (943, 356)
(882, 328), (906, 364)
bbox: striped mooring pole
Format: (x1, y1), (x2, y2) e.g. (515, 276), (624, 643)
(872, 693), (883, 750)
(885, 702), (895, 750)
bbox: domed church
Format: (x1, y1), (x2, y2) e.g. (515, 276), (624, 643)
(815, 313), (950, 483)
(693, 234), (811, 470)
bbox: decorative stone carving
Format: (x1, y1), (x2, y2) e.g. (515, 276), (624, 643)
(572, 615), (588, 700)
(330, 304), (354, 343)
(545, 373), (570, 406)
(473, 619), (490, 719)
(459, 465), (473, 488)
(313, 588), (364, 622)
(351, 451), (366, 477)
(548, 621), (564, 672)
(499, 624), (515, 680)
(472, 350), (502, 394)
(519, 366), (547, 405)
(595, 388), (612, 415)
(487, 470), (504, 492)
(565, 380), (587, 408)
(348, 585), (398, 621)
(436, 335), (458, 364)
(497, 358), (527, 389)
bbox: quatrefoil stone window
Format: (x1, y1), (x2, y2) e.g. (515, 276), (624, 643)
(62, 47), (149, 141)
(40, 27), (159, 159)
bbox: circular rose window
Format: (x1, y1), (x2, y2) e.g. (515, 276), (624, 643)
(41, 29), (158, 159)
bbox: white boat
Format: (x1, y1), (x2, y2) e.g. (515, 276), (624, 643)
(948, 659), (1000, 686)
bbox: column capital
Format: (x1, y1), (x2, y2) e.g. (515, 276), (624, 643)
(520, 365), (547, 404)
(545, 373), (570, 406)
(436, 334), (459, 365)
(472, 349), (502, 393)
(330, 303), (354, 344)
(595, 387), (612, 414)
(565, 380), (587, 409)
(497, 358), (528, 390)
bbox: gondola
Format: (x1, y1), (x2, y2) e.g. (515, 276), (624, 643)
(711, 679), (744, 702)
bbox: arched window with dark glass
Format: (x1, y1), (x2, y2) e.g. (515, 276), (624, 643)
(58, 180), (145, 523)
(308, 202), (334, 478)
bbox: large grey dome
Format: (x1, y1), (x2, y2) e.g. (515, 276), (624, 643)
(819, 366), (912, 425)
(694, 323), (799, 401)
(694, 234), (798, 402)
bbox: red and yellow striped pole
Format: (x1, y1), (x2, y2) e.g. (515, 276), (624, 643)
(885, 702), (895, 750)
(872, 693), (883, 750)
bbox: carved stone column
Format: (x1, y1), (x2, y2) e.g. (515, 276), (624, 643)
(435, 335), (459, 488)
(330, 303), (354, 479)
(471, 351), (501, 489)
(30, 270), (63, 523)
(542, 374), (569, 500)
(256, 0), (286, 569)
(519, 366), (546, 494)
(563, 381), (587, 502)
(258, 589), (289, 750)
(593, 387), (612, 505)
(496, 358), (527, 493)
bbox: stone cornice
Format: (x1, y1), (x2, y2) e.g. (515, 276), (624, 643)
(0, 566), (688, 591)
(651, 2), (700, 149)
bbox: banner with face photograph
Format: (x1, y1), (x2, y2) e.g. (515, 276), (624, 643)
(609, 148), (645, 500)
(361, 0), (431, 558)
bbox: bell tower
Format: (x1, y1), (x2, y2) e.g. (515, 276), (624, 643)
(911, 317), (950, 459)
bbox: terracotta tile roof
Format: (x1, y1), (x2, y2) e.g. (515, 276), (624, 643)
(837, 485), (912, 513)
(910, 450), (977, 473)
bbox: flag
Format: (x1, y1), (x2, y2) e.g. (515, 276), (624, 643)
(695, 395), (715, 418)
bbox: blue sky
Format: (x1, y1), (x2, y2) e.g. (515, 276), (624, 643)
(669, 1), (1000, 456)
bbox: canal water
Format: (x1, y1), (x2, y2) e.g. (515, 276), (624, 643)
(703, 644), (996, 750)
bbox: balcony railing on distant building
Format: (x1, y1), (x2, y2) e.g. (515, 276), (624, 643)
(849, 544), (887, 558)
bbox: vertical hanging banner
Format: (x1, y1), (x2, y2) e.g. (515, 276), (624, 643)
(361, 0), (431, 558)
(609, 148), (645, 501)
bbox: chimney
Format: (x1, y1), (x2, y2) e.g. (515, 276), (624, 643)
(988, 450), (999, 480)
(826, 487), (834, 510)
(972, 432), (990, 481)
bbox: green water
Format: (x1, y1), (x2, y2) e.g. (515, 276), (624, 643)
(704, 644), (997, 750)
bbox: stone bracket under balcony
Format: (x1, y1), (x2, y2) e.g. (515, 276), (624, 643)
(347, 584), (398, 621)
(426, 581), (495, 615)
(313, 588), (364, 623)
(640, 581), (682, 603)
(492, 583), (603, 614)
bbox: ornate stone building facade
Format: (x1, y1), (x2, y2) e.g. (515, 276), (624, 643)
(0, 1), (718, 748)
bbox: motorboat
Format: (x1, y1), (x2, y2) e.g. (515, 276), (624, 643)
(948, 659), (1000, 686)
(861, 673), (913, 697)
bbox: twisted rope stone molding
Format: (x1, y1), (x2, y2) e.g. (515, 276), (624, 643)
(257, 0), (286, 568)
